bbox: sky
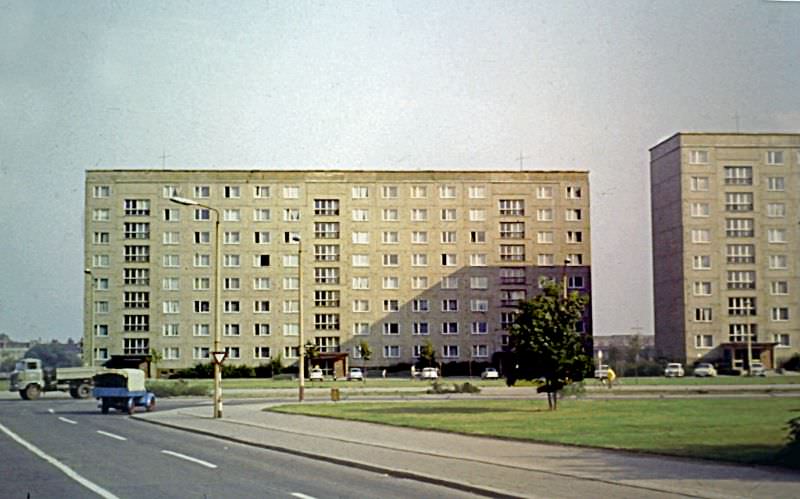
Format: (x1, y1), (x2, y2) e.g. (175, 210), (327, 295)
(1, 0), (799, 342)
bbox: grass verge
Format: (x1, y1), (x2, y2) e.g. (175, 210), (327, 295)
(271, 398), (800, 469)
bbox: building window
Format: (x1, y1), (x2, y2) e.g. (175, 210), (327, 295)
(469, 254), (487, 266)
(223, 209), (241, 222)
(471, 230), (486, 243)
(352, 300), (370, 312)
(691, 203), (710, 217)
(193, 324), (210, 337)
(411, 276), (428, 289)
(500, 289), (526, 307)
(694, 308), (712, 322)
(224, 254), (241, 267)
(468, 185), (486, 198)
(223, 231), (240, 245)
(439, 185), (456, 199)
(410, 185), (427, 198)
(254, 300), (270, 313)
(352, 232), (369, 244)
(224, 323), (241, 336)
(123, 315), (149, 332)
(566, 231), (583, 244)
(441, 322), (459, 335)
(728, 297), (756, 316)
(253, 185), (271, 198)
(770, 281), (789, 295)
(353, 322), (371, 335)
(352, 276), (370, 289)
(124, 268), (149, 286)
(724, 166), (752, 185)
(469, 208), (486, 221)
(314, 199), (339, 216)
(314, 244), (340, 262)
(383, 345), (400, 358)
(536, 208), (553, 222)
(499, 199), (524, 216)
(314, 267), (339, 284)
(253, 208), (271, 222)
(500, 244), (525, 262)
(727, 271), (755, 289)
(771, 307), (789, 322)
(382, 231), (400, 244)
(470, 299), (488, 312)
(694, 335), (714, 348)
(93, 185), (111, 198)
(689, 150), (709, 164)
(283, 324), (300, 336)
(411, 208), (428, 221)
(766, 150), (784, 165)
(470, 276), (489, 289)
(440, 208), (457, 221)
(161, 300), (179, 314)
(726, 244), (754, 264)
(163, 254), (181, 268)
(412, 299), (430, 313)
(725, 192), (753, 212)
(442, 299), (459, 312)
(383, 254), (399, 267)
(381, 185), (399, 199)
(383, 299), (400, 312)
(124, 245), (150, 263)
(123, 338), (149, 355)
(193, 277), (210, 290)
(441, 254), (457, 266)
(282, 254), (298, 267)
(565, 186), (582, 199)
(254, 323), (271, 336)
(224, 185), (240, 198)
(690, 176), (709, 191)
(412, 322), (430, 336)
(500, 222), (525, 239)
(500, 268), (525, 284)
(691, 229), (711, 244)
(769, 255), (788, 270)
(767, 203), (786, 218)
(411, 231), (428, 244)
(314, 222), (340, 239)
(254, 231), (271, 244)
(693, 281), (712, 296)
(352, 254), (369, 267)
(254, 346), (271, 359)
(692, 255), (711, 270)
(225, 277), (242, 290)
(382, 322), (400, 335)
(315, 314), (340, 330)
(282, 186), (299, 199)
(538, 254), (555, 266)
(442, 276), (459, 289)
(352, 186), (369, 199)
(500, 312), (517, 329)
(471, 322), (489, 335)
(773, 333), (790, 348)
(194, 185), (210, 198)
(767, 177), (785, 191)
(124, 223), (150, 240)
(352, 208), (369, 221)
(224, 300), (240, 313)
(123, 199), (150, 216)
(194, 208), (210, 221)
(284, 346), (299, 358)
(284, 208), (301, 222)
(472, 344), (489, 358)
(314, 290), (340, 307)
(442, 345), (459, 358)
(725, 218), (754, 237)
(768, 228), (787, 244)
(530, 185), (551, 200)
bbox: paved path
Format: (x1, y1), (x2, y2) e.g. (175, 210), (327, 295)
(136, 401), (800, 499)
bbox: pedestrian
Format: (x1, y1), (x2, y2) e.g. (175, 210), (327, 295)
(607, 366), (616, 388)
(382, 368), (386, 378)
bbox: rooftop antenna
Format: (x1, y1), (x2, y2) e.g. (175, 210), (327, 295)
(160, 149), (170, 168)
(516, 150), (529, 171)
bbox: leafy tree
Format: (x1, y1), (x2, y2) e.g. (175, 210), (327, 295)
(304, 341), (320, 371)
(507, 282), (591, 410)
(419, 340), (436, 368)
(358, 340), (372, 381)
(270, 354), (283, 375)
(24, 343), (81, 368)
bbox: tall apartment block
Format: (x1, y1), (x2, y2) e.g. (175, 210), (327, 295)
(85, 170), (591, 376)
(650, 133), (800, 369)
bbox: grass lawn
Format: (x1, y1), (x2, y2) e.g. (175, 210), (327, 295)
(272, 398), (800, 469)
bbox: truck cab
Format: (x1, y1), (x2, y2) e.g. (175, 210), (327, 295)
(9, 358), (96, 400)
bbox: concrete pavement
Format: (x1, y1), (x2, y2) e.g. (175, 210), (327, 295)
(135, 398), (800, 499)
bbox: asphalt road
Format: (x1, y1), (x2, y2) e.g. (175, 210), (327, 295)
(0, 398), (480, 499)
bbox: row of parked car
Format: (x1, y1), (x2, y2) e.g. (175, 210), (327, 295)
(664, 361), (766, 377)
(308, 366), (502, 381)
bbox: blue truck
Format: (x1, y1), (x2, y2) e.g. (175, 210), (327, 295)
(93, 368), (156, 415)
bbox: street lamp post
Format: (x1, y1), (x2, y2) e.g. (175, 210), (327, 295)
(170, 196), (223, 418)
(292, 235), (305, 402)
(84, 269), (95, 368)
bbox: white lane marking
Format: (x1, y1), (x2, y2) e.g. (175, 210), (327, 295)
(161, 450), (218, 469)
(48, 408), (55, 414)
(0, 421), (120, 499)
(291, 493), (317, 499)
(58, 417), (78, 425)
(97, 430), (127, 441)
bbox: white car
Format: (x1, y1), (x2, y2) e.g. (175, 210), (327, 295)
(594, 364), (609, 379)
(420, 367), (439, 380)
(309, 368), (325, 381)
(664, 363), (685, 377)
(750, 362), (767, 377)
(693, 363), (717, 377)
(481, 368), (500, 379)
(347, 367), (364, 381)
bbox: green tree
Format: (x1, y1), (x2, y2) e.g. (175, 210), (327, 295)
(304, 341), (320, 371)
(358, 340), (372, 382)
(24, 343), (81, 368)
(507, 282), (591, 410)
(419, 340), (436, 368)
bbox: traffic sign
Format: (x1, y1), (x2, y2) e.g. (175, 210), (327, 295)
(212, 351), (227, 365)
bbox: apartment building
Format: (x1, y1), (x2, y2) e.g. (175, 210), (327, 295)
(85, 170), (591, 375)
(650, 133), (800, 369)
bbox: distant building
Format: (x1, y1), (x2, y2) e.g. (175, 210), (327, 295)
(85, 169), (592, 375)
(650, 133), (800, 369)
(0, 334), (36, 363)
(593, 334), (655, 363)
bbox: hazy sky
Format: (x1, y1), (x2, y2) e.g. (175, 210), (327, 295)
(1, 0), (799, 342)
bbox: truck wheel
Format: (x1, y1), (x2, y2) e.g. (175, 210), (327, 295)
(75, 383), (92, 399)
(101, 399), (109, 414)
(126, 397), (136, 415)
(19, 390), (29, 400)
(25, 384), (41, 400)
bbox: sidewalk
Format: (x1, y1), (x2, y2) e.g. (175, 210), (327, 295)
(136, 401), (800, 499)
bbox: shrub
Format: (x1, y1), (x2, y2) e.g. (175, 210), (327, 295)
(146, 379), (210, 397)
(781, 354), (800, 372)
(426, 381), (481, 394)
